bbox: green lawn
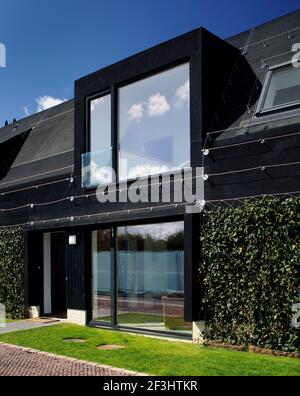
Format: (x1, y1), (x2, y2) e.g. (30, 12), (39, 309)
(5, 319), (14, 323)
(5, 318), (20, 323)
(0, 323), (299, 376)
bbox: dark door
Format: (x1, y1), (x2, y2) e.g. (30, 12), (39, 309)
(51, 233), (66, 316)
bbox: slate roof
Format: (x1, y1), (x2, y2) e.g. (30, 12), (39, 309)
(214, 8), (300, 140)
(0, 100), (74, 189)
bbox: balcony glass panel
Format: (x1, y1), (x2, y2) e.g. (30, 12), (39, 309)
(82, 148), (113, 187)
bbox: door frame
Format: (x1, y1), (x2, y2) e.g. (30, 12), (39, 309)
(42, 231), (67, 317)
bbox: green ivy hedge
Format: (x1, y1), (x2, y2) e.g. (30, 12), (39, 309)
(200, 197), (300, 352)
(0, 227), (25, 319)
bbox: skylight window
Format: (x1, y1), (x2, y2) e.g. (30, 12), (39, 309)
(258, 63), (300, 114)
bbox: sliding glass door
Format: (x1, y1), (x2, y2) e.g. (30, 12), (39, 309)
(92, 229), (112, 323)
(91, 221), (191, 335)
(117, 221), (191, 334)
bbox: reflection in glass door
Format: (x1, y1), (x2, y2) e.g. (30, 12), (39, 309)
(91, 221), (191, 335)
(117, 221), (191, 335)
(92, 229), (112, 323)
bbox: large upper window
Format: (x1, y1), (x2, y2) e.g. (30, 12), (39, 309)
(82, 93), (112, 187)
(118, 63), (190, 180)
(258, 63), (300, 113)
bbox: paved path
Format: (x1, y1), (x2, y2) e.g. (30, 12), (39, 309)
(0, 342), (144, 376)
(0, 320), (58, 334)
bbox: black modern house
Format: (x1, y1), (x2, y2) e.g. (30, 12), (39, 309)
(1, 9), (300, 339)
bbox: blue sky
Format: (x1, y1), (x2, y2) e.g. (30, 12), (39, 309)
(0, 0), (299, 126)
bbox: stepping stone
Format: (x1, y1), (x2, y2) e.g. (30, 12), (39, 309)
(63, 338), (86, 343)
(27, 318), (59, 324)
(97, 344), (125, 350)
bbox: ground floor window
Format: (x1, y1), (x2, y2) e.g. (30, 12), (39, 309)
(92, 229), (112, 323)
(91, 220), (191, 335)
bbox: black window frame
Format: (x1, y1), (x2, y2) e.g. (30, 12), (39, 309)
(75, 29), (204, 192)
(89, 216), (196, 339)
(83, 60), (191, 188)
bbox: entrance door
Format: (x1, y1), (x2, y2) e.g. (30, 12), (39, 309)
(50, 233), (67, 317)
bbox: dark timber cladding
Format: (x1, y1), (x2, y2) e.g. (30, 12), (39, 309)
(184, 213), (201, 322)
(0, 9), (300, 332)
(65, 229), (88, 311)
(24, 231), (43, 309)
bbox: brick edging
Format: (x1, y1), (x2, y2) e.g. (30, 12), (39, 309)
(0, 341), (149, 376)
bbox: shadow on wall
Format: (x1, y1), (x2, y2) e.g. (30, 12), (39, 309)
(0, 131), (30, 181)
(209, 55), (262, 136)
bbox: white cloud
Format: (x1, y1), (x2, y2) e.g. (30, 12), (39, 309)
(127, 163), (170, 179)
(88, 161), (113, 185)
(147, 93), (170, 117)
(127, 92), (170, 123)
(90, 97), (104, 112)
(175, 80), (190, 107)
(128, 103), (144, 122)
(35, 95), (67, 112)
(22, 105), (29, 116)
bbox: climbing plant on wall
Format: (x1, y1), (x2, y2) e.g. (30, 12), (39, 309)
(0, 227), (24, 319)
(200, 197), (300, 352)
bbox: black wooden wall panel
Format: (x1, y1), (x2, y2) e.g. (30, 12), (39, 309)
(184, 212), (201, 322)
(24, 231), (43, 308)
(65, 229), (86, 310)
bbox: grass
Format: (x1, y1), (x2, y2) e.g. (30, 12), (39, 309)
(5, 318), (21, 323)
(0, 323), (299, 376)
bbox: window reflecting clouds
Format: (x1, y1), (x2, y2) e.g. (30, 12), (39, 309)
(118, 63), (190, 180)
(90, 94), (111, 151)
(83, 94), (112, 187)
(117, 221), (191, 334)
